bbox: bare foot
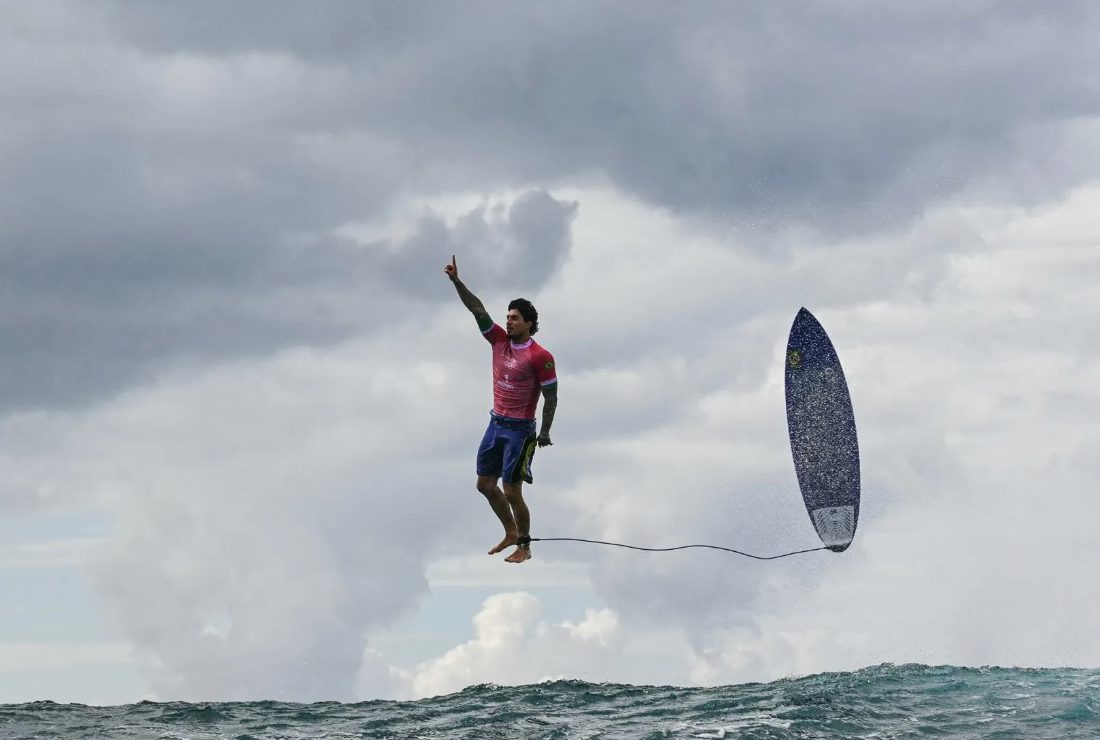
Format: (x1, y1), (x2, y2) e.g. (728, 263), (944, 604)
(504, 546), (532, 564)
(489, 533), (518, 555)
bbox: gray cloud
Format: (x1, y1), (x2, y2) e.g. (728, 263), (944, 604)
(39, 331), (485, 701)
(90, 1), (1097, 229)
(383, 190), (577, 300)
(4, 1), (1099, 414)
(4, 2), (1100, 700)
(0, 187), (575, 412)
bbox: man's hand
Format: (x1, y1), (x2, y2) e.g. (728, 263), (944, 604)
(447, 256), (490, 323)
(537, 432), (553, 448)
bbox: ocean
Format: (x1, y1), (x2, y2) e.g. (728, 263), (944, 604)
(2, 664), (1097, 739)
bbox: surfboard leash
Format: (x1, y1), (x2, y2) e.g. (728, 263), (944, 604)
(520, 536), (827, 560)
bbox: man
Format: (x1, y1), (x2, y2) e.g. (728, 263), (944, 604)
(444, 255), (558, 564)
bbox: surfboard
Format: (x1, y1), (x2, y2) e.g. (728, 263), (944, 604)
(784, 308), (860, 552)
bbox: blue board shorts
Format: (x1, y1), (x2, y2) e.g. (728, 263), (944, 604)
(477, 412), (538, 484)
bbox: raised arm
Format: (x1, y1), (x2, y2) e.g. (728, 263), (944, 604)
(444, 255), (491, 329)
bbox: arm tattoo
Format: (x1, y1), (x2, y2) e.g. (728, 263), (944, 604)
(452, 278), (490, 324)
(540, 384), (558, 435)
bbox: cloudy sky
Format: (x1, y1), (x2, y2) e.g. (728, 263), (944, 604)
(2, 1), (1100, 704)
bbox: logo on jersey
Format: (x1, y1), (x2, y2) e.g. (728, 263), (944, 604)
(544, 361), (554, 370)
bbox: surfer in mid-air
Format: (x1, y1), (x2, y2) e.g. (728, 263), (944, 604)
(444, 255), (558, 564)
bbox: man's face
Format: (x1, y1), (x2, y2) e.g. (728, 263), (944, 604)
(505, 309), (530, 338)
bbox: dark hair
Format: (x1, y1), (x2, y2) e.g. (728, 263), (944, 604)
(508, 298), (539, 335)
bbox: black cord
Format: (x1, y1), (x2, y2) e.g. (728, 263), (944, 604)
(526, 537), (827, 560)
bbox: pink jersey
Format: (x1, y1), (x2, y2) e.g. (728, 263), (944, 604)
(483, 323), (557, 420)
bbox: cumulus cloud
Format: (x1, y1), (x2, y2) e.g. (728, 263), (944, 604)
(527, 183), (1100, 685)
(4, 1), (1100, 703)
(4, 178), (1099, 700)
(406, 592), (623, 698)
(5, 0), (1099, 416)
(0, 186), (575, 413)
(379, 189), (577, 299)
(0, 327), (484, 700)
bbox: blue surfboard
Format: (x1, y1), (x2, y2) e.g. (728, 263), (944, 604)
(784, 308), (860, 552)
